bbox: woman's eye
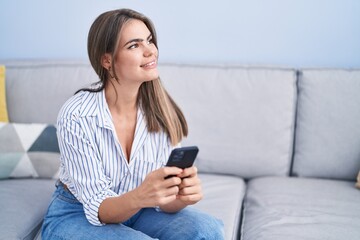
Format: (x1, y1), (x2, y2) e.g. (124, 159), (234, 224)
(128, 44), (139, 49)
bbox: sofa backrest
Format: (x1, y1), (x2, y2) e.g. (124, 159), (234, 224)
(292, 69), (360, 181)
(3, 61), (298, 179)
(159, 64), (297, 178)
(4, 61), (97, 124)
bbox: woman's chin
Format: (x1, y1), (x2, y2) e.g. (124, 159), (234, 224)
(145, 73), (159, 82)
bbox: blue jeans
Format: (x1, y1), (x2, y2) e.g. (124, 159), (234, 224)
(41, 182), (224, 240)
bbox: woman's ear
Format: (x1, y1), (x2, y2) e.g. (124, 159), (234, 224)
(101, 54), (112, 69)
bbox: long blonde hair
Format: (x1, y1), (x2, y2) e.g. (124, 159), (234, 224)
(84, 8), (188, 145)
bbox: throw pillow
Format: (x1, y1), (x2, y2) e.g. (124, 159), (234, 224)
(0, 123), (60, 179)
(0, 65), (9, 122)
(356, 171), (360, 189)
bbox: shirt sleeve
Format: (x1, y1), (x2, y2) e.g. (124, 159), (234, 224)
(57, 117), (118, 226)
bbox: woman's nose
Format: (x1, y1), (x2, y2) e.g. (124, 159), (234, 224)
(143, 44), (156, 57)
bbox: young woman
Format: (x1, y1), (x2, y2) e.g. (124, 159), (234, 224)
(41, 8), (224, 240)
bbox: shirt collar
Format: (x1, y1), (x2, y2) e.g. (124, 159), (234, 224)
(95, 89), (149, 161)
(96, 89), (112, 129)
(130, 107), (148, 161)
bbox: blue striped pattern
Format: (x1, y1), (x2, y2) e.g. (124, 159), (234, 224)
(57, 90), (174, 226)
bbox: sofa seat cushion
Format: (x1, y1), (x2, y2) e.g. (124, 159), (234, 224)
(194, 173), (246, 240)
(0, 179), (55, 240)
(242, 177), (360, 240)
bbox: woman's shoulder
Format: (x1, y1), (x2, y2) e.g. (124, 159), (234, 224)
(57, 90), (100, 123)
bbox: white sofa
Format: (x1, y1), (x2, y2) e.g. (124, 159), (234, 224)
(1, 60), (360, 240)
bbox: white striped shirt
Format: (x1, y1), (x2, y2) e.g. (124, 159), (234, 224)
(57, 89), (175, 226)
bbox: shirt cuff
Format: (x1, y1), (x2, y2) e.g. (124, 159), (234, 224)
(84, 190), (118, 226)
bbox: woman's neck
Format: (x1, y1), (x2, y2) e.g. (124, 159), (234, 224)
(105, 80), (140, 115)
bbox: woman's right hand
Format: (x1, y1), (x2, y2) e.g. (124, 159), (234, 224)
(99, 167), (182, 224)
(133, 167), (183, 208)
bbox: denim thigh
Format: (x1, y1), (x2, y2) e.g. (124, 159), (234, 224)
(41, 182), (155, 240)
(132, 207), (225, 240)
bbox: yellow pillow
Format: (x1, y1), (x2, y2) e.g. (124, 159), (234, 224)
(0, 65), (9, 122)
(356, 171), (360, 189)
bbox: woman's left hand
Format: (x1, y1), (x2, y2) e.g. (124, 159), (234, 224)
(176, 166), (203, 205)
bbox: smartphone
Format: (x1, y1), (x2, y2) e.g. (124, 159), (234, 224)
(166, 146), (199, 169)
(165, 146), (199, 179)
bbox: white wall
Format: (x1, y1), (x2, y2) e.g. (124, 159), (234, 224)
(0, 0), (359, 68)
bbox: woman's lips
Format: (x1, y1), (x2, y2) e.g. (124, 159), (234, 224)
(140, 60), (157, 68)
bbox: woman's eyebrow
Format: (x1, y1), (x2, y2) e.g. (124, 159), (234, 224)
(123, 34), (152, 47)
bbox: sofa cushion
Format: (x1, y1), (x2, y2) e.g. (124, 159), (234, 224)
(4, 61), (97, 124)
(194, 173), (246, 240)
(242, 177), (360, 240)
(0, 65), (8, 122)
(0, 123), (60, 179)
(0, 179), (55, 240)
(34, 173), (246, 240)
(293, 69), (360, 181)
(159, 64), (297, 178)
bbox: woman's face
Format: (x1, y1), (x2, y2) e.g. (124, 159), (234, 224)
(114, 19), (159, 84)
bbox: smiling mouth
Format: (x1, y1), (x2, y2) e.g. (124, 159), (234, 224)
(140, 60), (156, 68)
